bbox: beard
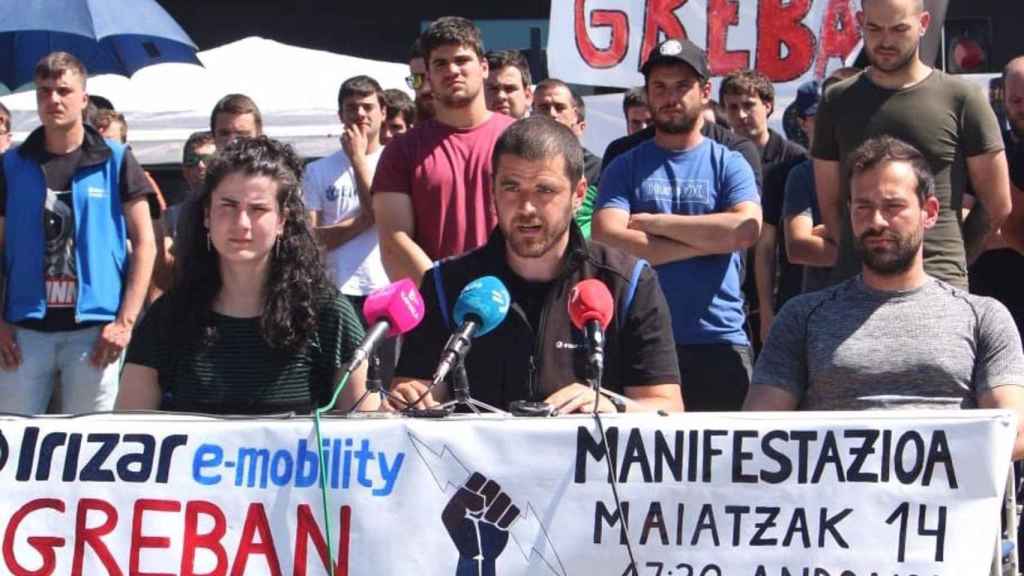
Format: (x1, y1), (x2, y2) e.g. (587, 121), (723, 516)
(1007, 111), (1024, 138)
(854, 227), (922, 275)
(867, 41), (919, 74)
(653, 105), (702, 135)
(504, 211), (572, 260)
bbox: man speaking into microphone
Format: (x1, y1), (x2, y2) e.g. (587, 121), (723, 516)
(388, 117), (683, 413)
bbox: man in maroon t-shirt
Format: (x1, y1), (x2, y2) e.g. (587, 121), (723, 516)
(372, 17), (515, 286)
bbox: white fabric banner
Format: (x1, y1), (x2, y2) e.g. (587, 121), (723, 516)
(0, 411), (1014, 575)
(548, 0), (864, 91)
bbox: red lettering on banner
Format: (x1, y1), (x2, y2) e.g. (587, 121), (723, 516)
(574, 0), (630, 68)
(756, 0), (816, 82)
(130, 499), (180, 576)
(706, 0), (749, 75)
(181, 501), (227, 576)
(73, 499), (122, 576)
(817, 0), (862, 77)
(294, 504), (352, 576)
(231, 503), (282, 576)
(2, 499), (66, 576)
(640, 0), (689, 70)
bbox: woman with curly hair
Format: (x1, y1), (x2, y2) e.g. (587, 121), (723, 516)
(116, 137), (368, 414)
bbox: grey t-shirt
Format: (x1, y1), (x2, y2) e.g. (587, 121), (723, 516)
(753, 276), (1024, 410)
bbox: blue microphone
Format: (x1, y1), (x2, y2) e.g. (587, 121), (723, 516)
(432, 276), (511, 384)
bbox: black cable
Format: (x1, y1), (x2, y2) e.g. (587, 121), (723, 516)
(594, 411), (640, 576)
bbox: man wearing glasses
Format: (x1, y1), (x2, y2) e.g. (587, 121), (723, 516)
(165, 131), (215, 240)
(0, 102), (11, 154)
(406, 38), (434, 123)
(373, 17), (515, 286)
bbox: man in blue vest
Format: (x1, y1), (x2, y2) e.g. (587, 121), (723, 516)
(0, 52), (156, 414)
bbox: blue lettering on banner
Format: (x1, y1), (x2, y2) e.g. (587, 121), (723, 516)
(192, 437), (405, 496)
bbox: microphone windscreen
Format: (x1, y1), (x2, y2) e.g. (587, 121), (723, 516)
(568, 278), (614, 330)
(362, 278), (425, 337)
(453, 275), (511, 336)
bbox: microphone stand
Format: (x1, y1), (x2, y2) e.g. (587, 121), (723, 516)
(435, 343), (508, 415)
(346, 347), (410, 414)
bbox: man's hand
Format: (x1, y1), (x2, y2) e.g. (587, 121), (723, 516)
(545, 383), (617, 414)
(341, 123), (369, 163)
(0, 320), (21, 371)
(90, 321), (132, 368)
(386, 378), (439, 410)
(626, 213), (655, 232)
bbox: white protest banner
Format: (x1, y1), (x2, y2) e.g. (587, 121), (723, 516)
(0, 411), (1014, 575)
(548, 0), (866, 90)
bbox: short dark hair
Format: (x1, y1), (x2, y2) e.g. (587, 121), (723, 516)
(720, 70), (775, 105)
(34, 52), (87, 87)
(409, 37), (426, 62)
(338, 75), (384, 110)
(183, 131), (215, 162)
(622, 87), (648, 116)
(89, 95), (115, 111)
(382, 89), (416, 124)
(492, 116), (584, 188)
(486, 50), (532, 87)
(535, 78), (585, 122)
(210, 93), (262, 134)
(848, 136), (935, 205)
(420, 16), (485, 61)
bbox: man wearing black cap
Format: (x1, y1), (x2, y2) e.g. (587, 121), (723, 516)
(592, 39), (761, 412)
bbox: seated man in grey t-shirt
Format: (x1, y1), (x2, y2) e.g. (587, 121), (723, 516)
(744, 136), (1024, 459)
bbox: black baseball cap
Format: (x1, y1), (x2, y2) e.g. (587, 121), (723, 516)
(641, 38), (710, 79)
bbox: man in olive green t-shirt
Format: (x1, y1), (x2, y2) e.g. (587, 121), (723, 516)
(811, 0), (1010, 289)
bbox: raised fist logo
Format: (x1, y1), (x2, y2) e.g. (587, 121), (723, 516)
(442, 472), (521, 576)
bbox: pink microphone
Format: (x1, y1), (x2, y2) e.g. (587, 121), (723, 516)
(350, 279), (425, 370)
(363, 278), (425, 337)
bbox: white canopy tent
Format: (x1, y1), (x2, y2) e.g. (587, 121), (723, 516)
(0, 36), (412, 165)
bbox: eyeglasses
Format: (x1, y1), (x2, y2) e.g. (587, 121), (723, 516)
(183, 152), (215, 167)
(405, 73), (425, 91)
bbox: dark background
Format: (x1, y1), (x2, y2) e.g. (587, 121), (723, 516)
(155, 0), (1023, 72)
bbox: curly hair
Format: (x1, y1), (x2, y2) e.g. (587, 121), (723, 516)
(170, 136), (332, 353)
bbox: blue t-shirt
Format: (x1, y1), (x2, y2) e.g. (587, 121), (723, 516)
(596, 138), (759, 346)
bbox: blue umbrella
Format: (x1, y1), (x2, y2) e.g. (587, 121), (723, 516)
(0, 0), (201, 91)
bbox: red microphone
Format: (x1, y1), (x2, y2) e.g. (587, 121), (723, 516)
(568, 279), (614, 382)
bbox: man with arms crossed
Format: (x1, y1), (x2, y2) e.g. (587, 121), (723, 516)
(593, 39), (761, 412)
(746, 136), (1024, 460)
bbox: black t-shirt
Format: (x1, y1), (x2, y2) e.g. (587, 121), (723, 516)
(761, 129), (807, 166)
(125, 291), (365, 415)
(583, 149), (602, 190)
(0, 129), (154, 331)
(762, 155), (808, 310)
(394, 229), (681, 407)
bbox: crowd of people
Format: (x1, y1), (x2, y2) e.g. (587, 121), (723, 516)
(0, 0), (1023, 460)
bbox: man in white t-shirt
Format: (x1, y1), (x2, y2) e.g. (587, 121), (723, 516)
(303, 75), (393, 382)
